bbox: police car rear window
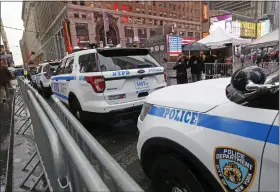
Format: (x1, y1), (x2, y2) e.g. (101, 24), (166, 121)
(97, 49), (160, 71)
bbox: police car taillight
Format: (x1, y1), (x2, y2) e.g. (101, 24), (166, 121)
(139, 103), (153, 121)
(164, 72), (167, 82)
(86, 76), (106, 93)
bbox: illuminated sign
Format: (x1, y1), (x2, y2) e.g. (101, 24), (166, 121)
(239, 21), (256, 38)
(209, 14), (232, 34)
(62, 19), (73, 54)
(202, 4), (208, 23)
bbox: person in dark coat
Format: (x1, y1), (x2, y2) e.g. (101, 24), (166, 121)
(188, 51), (205, 82)
(0, 58), (11, 101)
(204, 52), (215, 79)
(172, 54), (189, 84)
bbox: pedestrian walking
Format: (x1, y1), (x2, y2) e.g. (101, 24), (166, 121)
(0, 58), (12, 102)
(188, 51), (205, 82)
(172, 54), (189, 84)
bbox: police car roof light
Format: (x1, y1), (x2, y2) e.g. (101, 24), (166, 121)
(85, 76), (106, 93)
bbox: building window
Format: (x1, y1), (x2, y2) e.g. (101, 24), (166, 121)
(74, 12), (79, 18)
(188, 32), (193, 37)
(160, 20), (163, 26)
(124, 26), (134, 38)
(153, 12), (156, 16)
(81, 12), (86, 18)
(75, 23), (90, 47)
(150, 29), (156, 36)
(148, 1), (151, 5)
(154, 20), (157, 25)
(149, 11), (152, 15)
(72, 1), (77, 5)
(80, 1), (85, 6)
(159, 3), (162, 7)
(195, 32), (200, 39)
(153, 2), (155, 6)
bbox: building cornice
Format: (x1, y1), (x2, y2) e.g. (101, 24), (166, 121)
(67, 4), (201, 25)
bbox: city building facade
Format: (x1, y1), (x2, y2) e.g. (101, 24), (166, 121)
(21, 1), (43, 68)
(21, 1), (203, 61)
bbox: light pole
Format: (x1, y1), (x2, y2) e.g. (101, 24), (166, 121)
(91, 3), (108, 46)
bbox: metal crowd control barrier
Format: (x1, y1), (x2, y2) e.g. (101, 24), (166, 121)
(166, 62), (279, 79)
(15, 77), (144, 192)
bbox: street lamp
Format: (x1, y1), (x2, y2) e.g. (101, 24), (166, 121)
(91, 3), (108, 46)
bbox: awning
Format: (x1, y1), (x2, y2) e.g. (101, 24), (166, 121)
(198, 27), (251, 47)
(247, 28), (279, 48)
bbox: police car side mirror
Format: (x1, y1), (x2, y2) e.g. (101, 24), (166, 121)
(163, 58), (168, 62)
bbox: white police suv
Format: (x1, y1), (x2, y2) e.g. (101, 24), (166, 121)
(50, 47), (167, 124)
(137, 66), (279, 192)
(35, 61), (60, 97)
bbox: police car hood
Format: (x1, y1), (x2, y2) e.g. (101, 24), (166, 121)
(146, 78), (231, 112)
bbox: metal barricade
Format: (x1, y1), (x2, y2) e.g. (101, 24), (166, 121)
(16, 77), (144, 192)
(204, 63), (233, 79)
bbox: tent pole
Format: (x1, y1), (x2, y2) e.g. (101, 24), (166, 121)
(232, 45), (235, 64)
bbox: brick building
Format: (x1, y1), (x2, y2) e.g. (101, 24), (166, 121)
(22, 1), (203, 61)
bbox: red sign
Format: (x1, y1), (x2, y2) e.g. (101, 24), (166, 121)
(202, 3), (209, 23)
(182, 37), (198, 45)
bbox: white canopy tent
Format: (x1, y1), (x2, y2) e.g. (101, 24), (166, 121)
(247, 28), (279, 48)
(198, 27), (251, 47)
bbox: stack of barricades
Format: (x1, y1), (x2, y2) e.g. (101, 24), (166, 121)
(16, 77), (143, 192)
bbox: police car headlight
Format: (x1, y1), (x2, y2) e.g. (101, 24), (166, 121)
(139, 103), (153, 121)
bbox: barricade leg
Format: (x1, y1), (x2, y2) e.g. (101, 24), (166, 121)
(16, 117), (30, 134)
(30, 172), (44, 191)
(19, 160), (40, 188)
(21, 123), (32, 135)
(22, 151), (37, 171)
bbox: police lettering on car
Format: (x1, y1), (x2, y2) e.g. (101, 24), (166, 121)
(148, 106), (199, 125)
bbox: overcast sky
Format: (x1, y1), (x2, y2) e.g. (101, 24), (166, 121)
(1, 1), (23, 66)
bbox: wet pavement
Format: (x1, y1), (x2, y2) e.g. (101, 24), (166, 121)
(0, 99), (13, 192)
(1, 90), (45, 192)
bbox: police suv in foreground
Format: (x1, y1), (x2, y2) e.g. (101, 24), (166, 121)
(137, 66), (279, 192)
(49, 47), (167, 124)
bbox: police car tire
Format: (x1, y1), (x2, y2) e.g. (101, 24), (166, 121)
(150, 155), (206, 192)
(70, 96), (85, 122)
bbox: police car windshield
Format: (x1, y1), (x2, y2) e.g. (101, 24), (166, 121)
(49, 62), (60, 70)
(97, 49), (160, 71)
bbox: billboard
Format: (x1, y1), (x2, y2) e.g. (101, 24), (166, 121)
(209, 14), (232, 34)
(257, 20), (271, 38)
(232, 21), (256, 38)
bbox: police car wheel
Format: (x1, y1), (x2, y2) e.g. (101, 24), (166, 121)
(151, 155), (205, 192)
(70, 97), (84, 122)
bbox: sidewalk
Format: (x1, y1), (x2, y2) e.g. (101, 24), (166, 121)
(1, 89), (45, 192)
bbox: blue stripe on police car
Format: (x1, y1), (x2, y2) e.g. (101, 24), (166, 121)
(148, 105), (279, 145)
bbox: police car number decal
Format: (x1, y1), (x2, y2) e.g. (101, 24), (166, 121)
(148, 106), (199, 125)
(112, 70), (130, 76)
(148, 67), (163, 73)
(214, 147), (257, 192)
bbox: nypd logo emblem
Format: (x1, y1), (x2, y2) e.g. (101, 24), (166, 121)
(214, 147), (257, 192)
